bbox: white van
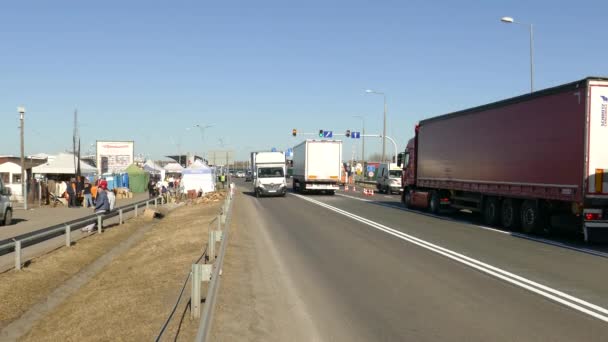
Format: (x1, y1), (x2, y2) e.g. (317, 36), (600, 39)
(0, 178), (13, 226)
(376, 163), (402, 194)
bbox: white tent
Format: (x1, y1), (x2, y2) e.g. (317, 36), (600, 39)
(163, 162), (184, 173)
(181, 161), (215, 194)
(143, 159), (163, 174)
(32, 153), (97, 175)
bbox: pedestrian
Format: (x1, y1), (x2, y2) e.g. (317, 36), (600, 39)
(107, 188), (116, 211)
(83, 181), (94, 208)
(148, 178), (156, 198)
(66, 179), (77, 208)
(82, 180), (110, 232)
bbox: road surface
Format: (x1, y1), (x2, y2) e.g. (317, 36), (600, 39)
(213, 180), (608, 341)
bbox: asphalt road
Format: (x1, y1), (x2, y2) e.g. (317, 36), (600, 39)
(228, 179), (608, 341)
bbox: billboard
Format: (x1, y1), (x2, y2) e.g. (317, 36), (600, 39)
(96, 141), (134, 175)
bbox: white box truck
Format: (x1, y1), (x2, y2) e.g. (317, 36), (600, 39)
(292, 140), (342, 195)
(251, 151), (287, 197)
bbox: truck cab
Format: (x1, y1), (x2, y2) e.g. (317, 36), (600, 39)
(376, 163), (403, 194)
(0, 178), (13, 226)
(253, 151), (287, 197)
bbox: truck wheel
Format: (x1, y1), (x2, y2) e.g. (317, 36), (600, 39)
(521, 200), (542, 234)
(255, 189), (260, 198)
(2, 209), (11, 226)
(501, 198), (521, 230)
(429, 191), (440, 214)
(328, 191), (335, 196)
(403, 189), (413, 209)
(483, 197), (501, 226)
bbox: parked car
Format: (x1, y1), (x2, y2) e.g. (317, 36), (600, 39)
(0, 178), (13, 226)
(236, 171), (245, 178)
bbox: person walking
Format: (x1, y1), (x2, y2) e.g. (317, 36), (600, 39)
(66, 180), (77, 208)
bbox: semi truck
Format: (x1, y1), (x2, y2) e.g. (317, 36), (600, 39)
(292, 140), (342, 195)
(251, 151), (287, 197)
(398, 77), (608, 242)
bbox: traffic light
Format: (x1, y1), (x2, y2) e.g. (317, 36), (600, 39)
(318, 129), (324, 137)
(345, 129), (351, 138)
(292, 128), (297, 137)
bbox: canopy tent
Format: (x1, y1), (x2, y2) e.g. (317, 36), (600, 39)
(32, 153), (96, 175)
(181, 161), (215, 194)
(125, 164), (149, 193)
(143, 160), (163, 174)
(163, 162), (183, 173)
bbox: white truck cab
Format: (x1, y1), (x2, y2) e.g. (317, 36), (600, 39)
(0, 178), (13, 226)
(376, 163), (402, 194)
(252, 151), (287, 197)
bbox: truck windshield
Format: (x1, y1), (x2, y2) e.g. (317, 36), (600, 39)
(258, 167), (284, 178)
(389, 170), (402, 178)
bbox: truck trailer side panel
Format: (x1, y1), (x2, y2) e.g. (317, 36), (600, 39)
(587, 81), (608, 196)
(416, 84), (586, 202)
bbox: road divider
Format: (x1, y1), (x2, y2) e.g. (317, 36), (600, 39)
(293, 193), (608, 323)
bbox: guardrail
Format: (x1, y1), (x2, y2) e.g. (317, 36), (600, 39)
(0, 196), (168, 270)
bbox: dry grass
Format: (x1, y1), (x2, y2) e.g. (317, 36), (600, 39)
(0, 219), (143, 330)
(20, 194), (225, 342)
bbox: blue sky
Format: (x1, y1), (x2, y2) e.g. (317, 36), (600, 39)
(1, 0), (607, 161)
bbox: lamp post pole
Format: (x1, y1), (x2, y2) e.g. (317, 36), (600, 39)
(18, 106), (27, 210)
(501, 16), (535, 93)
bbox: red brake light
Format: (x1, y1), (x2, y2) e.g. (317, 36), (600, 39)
(585, 213), (601, 221)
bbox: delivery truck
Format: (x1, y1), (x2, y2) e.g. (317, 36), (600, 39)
(292, 140), (342, 195)
(398, 77), (608, 242)
(251, 151), (287, 197)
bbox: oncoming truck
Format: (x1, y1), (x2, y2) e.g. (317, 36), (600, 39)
(398, 77), (608, 242)
(251, 151), (287, 197)
(292, 140), (342, 195)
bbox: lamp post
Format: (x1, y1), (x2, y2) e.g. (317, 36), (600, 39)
(365, 89), (387, 162)
(17, 106), (27, 210)
(501, 16), (534, 93)
(192, 124), (214, 162)
(352, 115), (366, 163)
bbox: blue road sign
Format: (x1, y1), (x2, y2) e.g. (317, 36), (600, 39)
(323, 131), (333, 138)
(271, 147), (277, 152)
(367, 165), (375, 172)
(351, 132), (361, 139)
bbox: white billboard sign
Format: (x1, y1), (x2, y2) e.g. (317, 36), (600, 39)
(96, 141), (134, 175)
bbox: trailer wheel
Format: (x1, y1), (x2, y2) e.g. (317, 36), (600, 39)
(483, 197), (501, 226)
(521, 200), (543, 234)
(501, 198), (521, 230)
(429, 191), (440, 214)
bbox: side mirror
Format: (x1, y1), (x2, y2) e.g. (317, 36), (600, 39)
(397, 152), (404, 167)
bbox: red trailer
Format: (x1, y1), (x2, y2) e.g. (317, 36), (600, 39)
(398, 77), (608, 242)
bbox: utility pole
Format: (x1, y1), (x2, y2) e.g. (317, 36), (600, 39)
(18, 106), (27, 210)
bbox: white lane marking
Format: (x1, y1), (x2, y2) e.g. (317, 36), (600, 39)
(335, 193), (608, 258)
(293, 193), (608, 323)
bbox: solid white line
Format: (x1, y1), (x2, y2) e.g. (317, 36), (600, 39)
(293, 193), (608, 323)
(336, 193), (608, 257)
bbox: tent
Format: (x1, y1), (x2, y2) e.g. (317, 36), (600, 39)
(181, 161), (215, 194)
(164, 162), (183, 173)
(125, 164), (149, 193)
(143, 160), (163, 175)
(32, 153), (96, 175)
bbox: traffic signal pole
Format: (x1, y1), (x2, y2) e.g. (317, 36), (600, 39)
(290, 131), (398, 162)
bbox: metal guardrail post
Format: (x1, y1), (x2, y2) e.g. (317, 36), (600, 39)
(134, 204), (138, 217)
(191, 264), (202, 319)
(119, 209), (123, 225)
(155, 198), (158, 207)
(208, 230), (215, 263)
(65, 225), (71, 247)
(15, 240), (22, 270)
(146, 201), (149, 209)
(97, 215), (103, 234)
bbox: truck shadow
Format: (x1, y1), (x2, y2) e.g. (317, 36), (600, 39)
(368, 200), (608, 256)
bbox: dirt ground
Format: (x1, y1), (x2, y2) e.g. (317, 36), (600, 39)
(0, 218), (145, 330)
(0, 192), (226, 341)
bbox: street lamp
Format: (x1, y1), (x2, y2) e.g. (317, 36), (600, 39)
(365, 89), (387, 162)
(192, 124), (215, 162)
(17, 106), (27, 210)
(501, 16), (535, 93)
(352, 115), (366, 163)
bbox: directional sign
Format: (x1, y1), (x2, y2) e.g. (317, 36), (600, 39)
(351, 132), (361, 139)
(323, 131), (333, 138)
(271, 147), (277, 152)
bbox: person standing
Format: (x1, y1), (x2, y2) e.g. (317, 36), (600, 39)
(107, 188), (116, 211)
(83, 181), (94, 208)
(66, 180), (77, 208)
